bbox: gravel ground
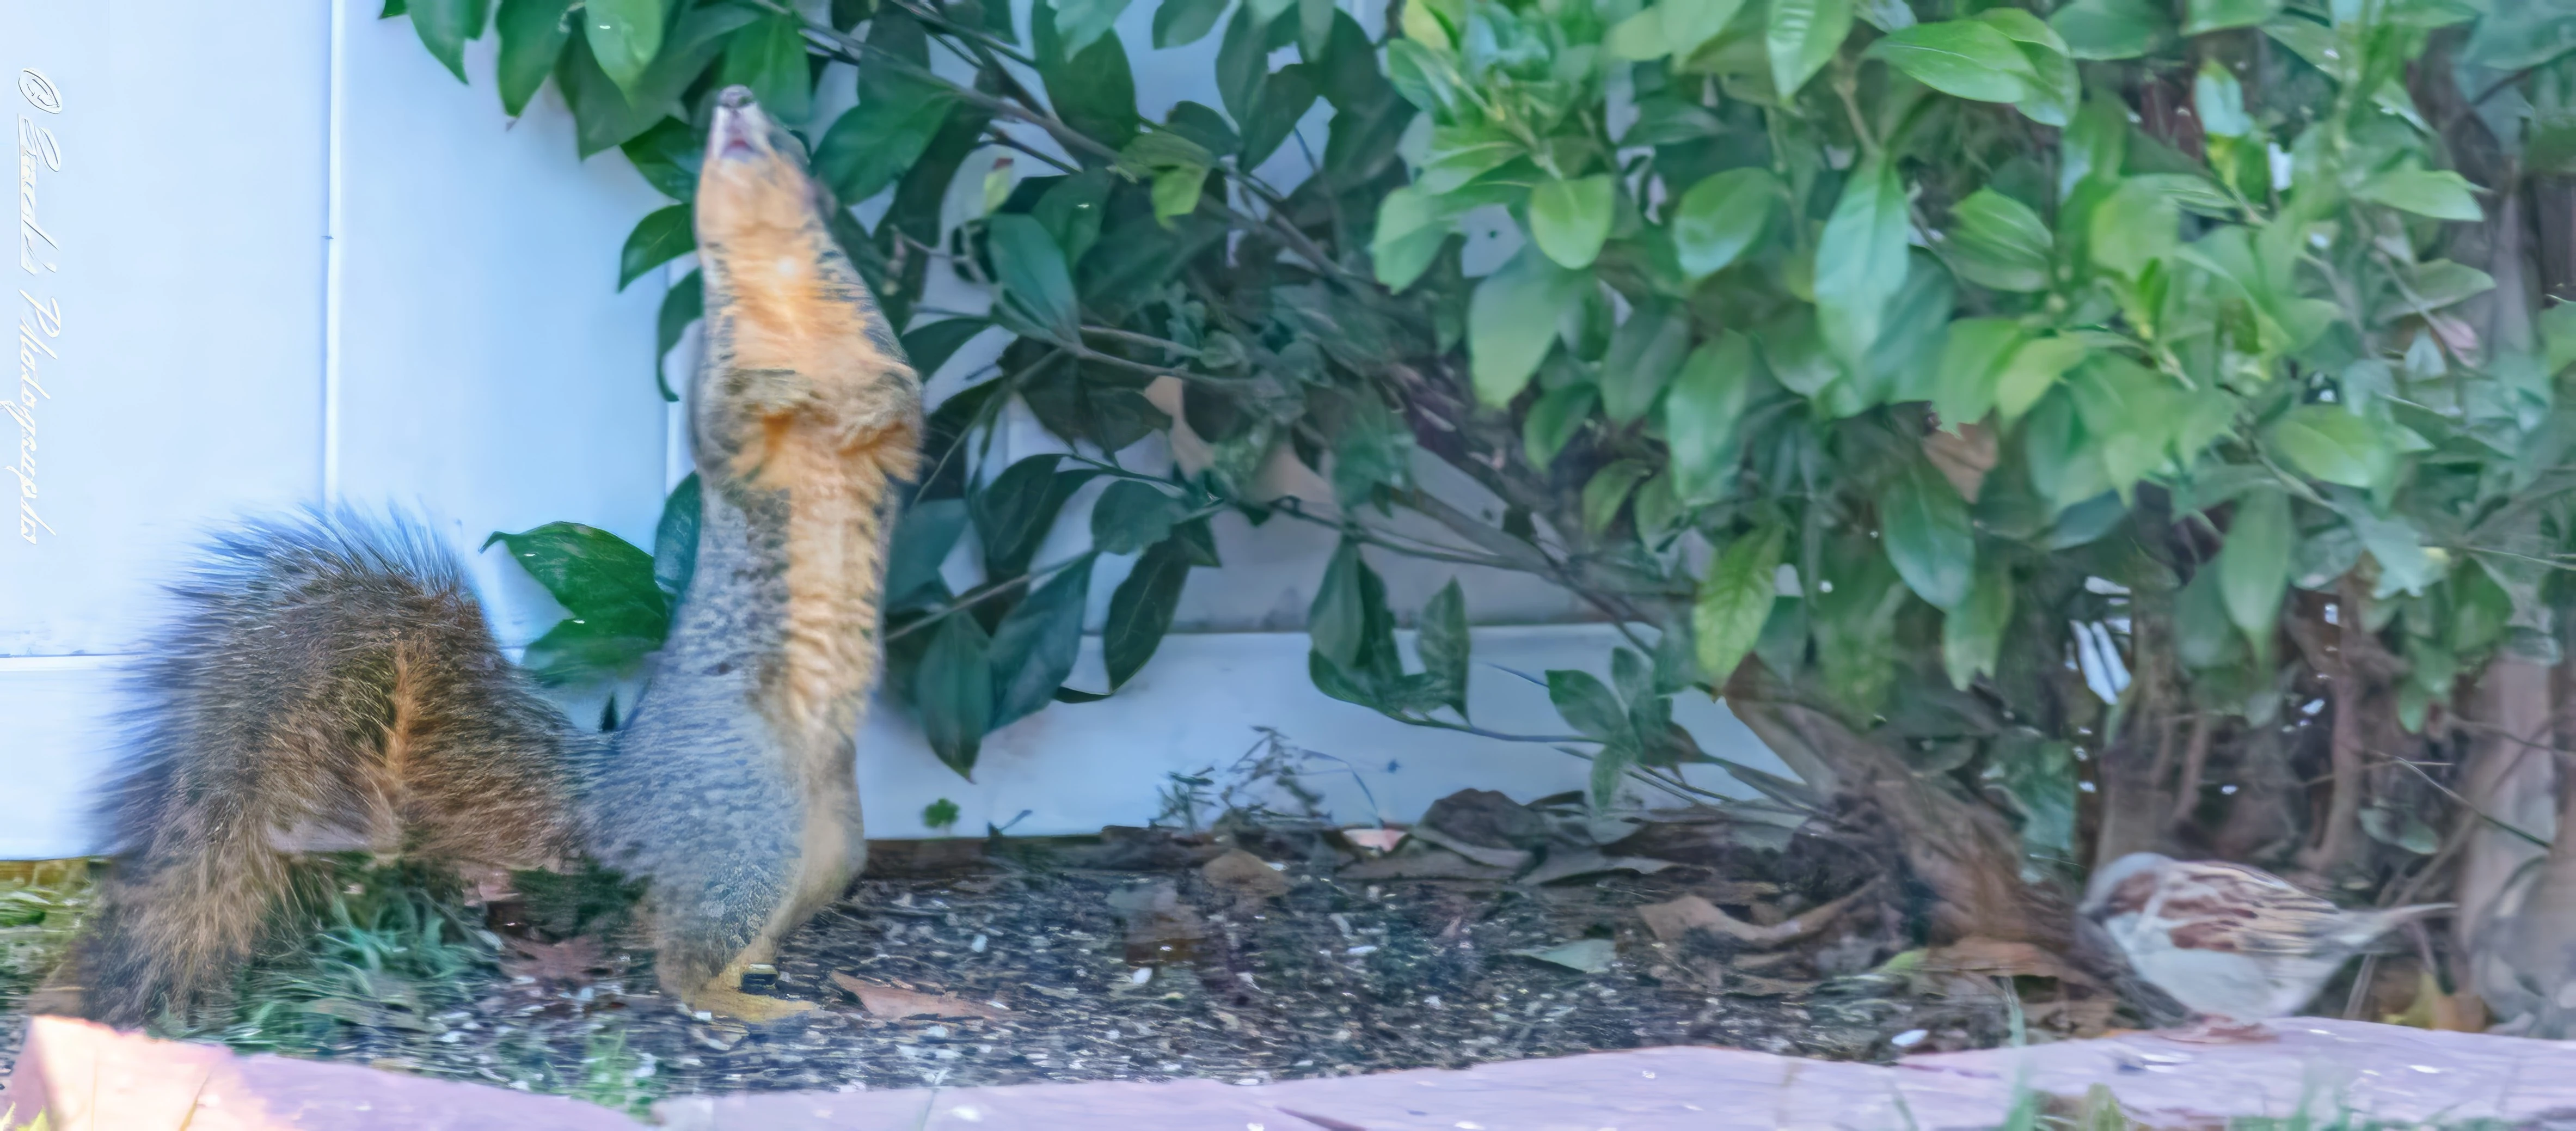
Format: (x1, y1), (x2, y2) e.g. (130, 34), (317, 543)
(1, 818), (2053, 1114)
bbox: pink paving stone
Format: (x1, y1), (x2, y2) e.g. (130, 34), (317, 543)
(660, 1044), (2016, 1130)
(1903, 1017), (2576, 1124)
(1, 1016), (640, 1130)
(11, 1013), (2576, 1129)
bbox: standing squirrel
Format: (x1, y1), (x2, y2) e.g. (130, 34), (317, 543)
(63, 88), (921, 1026)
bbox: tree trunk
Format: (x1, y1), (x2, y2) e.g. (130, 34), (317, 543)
(2456, 659), (2559, 1025)
(1726, 674), (2069, 949)
(2092, 715), (2173, 869)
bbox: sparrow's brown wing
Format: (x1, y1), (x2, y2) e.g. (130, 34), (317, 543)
(2153, 861), (2353, 957)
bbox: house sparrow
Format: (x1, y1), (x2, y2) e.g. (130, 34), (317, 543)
(2080, 853), (2449, 1040)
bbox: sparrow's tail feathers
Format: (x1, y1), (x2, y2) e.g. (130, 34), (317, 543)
(2339, 902), (2452, 947)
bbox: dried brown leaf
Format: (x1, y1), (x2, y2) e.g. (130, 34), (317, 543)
(830, 972), (1001, 1019)
(1201, 849), (1292, 900)
(1636, 882), (1874, 948)
(499, 934), (606, 984)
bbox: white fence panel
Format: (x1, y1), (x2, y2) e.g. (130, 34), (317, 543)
(0, 2), (1787, 860)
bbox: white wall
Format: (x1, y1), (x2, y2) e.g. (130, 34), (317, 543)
(0, 1), (1790, 859)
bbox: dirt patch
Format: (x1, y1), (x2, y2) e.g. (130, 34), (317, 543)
(1, 798), (2108, 1111)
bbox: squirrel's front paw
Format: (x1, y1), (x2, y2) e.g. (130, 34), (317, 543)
(686, 958), (819, 1024)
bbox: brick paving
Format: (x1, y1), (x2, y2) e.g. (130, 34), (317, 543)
(8, 1014), (2572, 1129)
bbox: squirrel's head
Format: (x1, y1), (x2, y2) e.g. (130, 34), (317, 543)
(697, 85), (833, 250)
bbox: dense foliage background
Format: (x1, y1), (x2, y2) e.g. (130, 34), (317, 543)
(395, 0), (2576, 1032)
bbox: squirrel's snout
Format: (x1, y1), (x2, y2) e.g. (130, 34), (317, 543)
(708, 87), (772, 162)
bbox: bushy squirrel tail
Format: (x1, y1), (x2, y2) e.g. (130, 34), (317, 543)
(73, 511), (586, 1026)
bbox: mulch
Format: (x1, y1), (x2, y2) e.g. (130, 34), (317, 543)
(1, 799), (2079, 1109)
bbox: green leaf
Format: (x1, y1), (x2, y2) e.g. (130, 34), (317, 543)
(1529, 175), (1618, 270)
(722, 13), (815, 125)
(1600, 300), (1692, 425)
(1879, 460), (1976, 609)
(1033, 168), (1114, 265)
(2088, 178), (2178, 278)
(1993, 335), (2089, 423)
(1984, 736), (2075, 860)
(1582, 460), (1655, 537)
(2193, 60), (2250, 138)
(621, 117), (700, 201)
(1946, 188), (2052, 292)
(2050, 0), (2169, 59)
(521, 618), (664, 687)
(1976, 8), (2076, 125)
(1055, 0), (1138, 55)
(1155, 0), (1233, 46)
(1548, 669), (1634, 743)
(655, 268), (701, 401)
(1372, 186), (1456, 291)
(922, 798), (961, 830)
(1153, 165), (1214, 224)
(1240, 62), (1319, 167)
(1863, 20), (2038, 103)
(1523, 383), (1598, 468)
(989, 555), (1097, 727)
(1930, 317), (2024, 429)
(1418, 579), (1471, 718)
(618, 203), (694, 291)
(1470, 247), (1586, 406)
(582, 0), (666, 95)
(986, 213), (1081, 337)
(2182, 0), (2280, 35)
(814, 14), (955, 205)
(1665, 0), (1752, 57)
(1036, 2), (1143, 146)
(410, 0), (492, 83)
(652, 472), (702, 600)
(2216, 485), (2291, 643)
(2360, 806), (2440, 855)
(1694, 525), (1784, 686)
(1606, 6), (1669, 59)
(2353, 168), (2483, 223)
(1664, 333), (1756, 502)
(1330, 396), (1416, 510)
(1587, 743), (1639, 811)
(973, 455), (1099, 578)
(496, 0), (575, 115)
(1941, 558), (2011, 689)
(1105, 537), (1195, 688)
(917, 612), (995, 775)
(886, 498), (970, 608)
(1310, 539), (1377, 672)
(1090, 480), (1191, 554)
(1768, 0), (1854, 99)
(483, 522), (670, 643)
(1297, 0), (1335, 60)
(899, 317), (991, 381)
(1671, 167), (1779, 280)
(2269, 404), (2399, 491)
(557, 6), (750, 156)
(1813, 153), (1910, 369)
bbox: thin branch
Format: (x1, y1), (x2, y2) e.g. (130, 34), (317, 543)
(1081, 324), (1203, 357)
(2385, 751), (2552, 849)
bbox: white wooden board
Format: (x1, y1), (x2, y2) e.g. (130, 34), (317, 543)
(0, 3), (1782, 859)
